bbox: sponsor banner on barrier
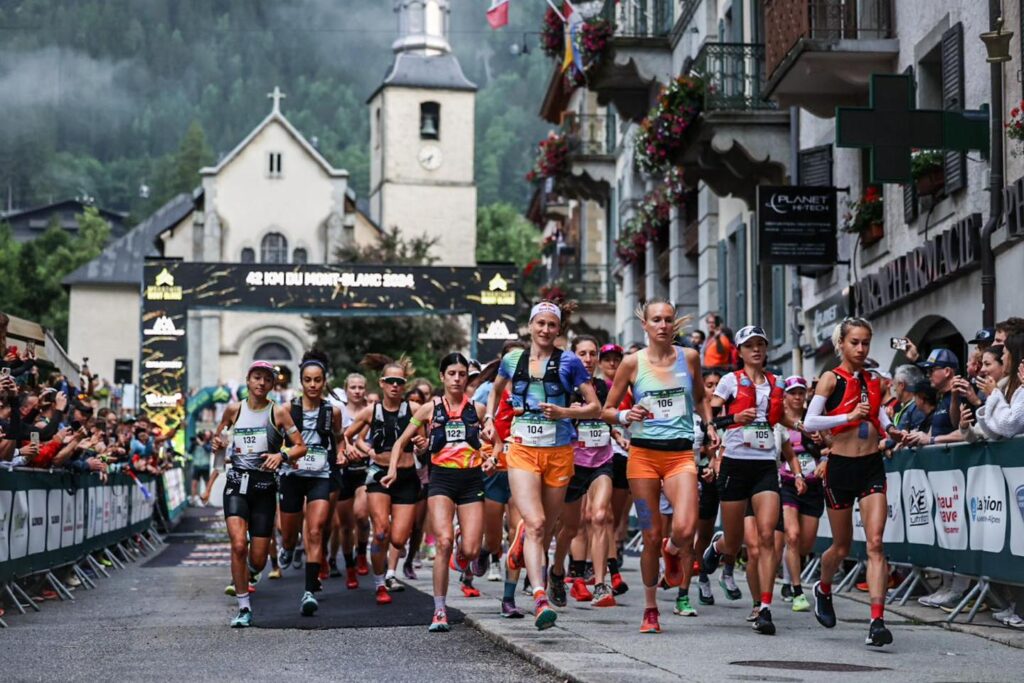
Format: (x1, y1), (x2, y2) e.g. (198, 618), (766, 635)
(929, 469), (967, 551)
(903, 469), (935, 546)
(967, 465), (1007, 553)
(884, 471), (905, 544)
(1003, 466), (1024, 558)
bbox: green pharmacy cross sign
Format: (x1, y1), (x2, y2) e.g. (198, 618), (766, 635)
(836, 73), (989, 184)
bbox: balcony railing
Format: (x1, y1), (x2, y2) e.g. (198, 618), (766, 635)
(765, 0), (895, 79)
(562, 113), (615, 156)
(693, 42), (775, 112)
(601, 0), (675, 38)
(558, 263), (617, 305)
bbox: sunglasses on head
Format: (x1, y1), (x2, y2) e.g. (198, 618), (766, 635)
(381, 376), (407, 386)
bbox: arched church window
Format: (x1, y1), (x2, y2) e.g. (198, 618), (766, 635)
(253, 342), (292, 361)
(240, 247), (255, 263)
(293, 247), (308, 264)
(420, 101), (440, 140)
(261, 232), (288, 264)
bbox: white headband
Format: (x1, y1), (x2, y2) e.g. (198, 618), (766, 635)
(530, 302), (562, 321)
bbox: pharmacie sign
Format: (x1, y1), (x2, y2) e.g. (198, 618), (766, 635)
(854, 213), (981, 318)
(805, 289), (850, 353)
(756, 185), (838, 265)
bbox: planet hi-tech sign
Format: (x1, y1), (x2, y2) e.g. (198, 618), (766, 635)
(757, 185), (838, 265)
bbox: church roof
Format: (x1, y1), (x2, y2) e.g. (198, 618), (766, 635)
(199, 101), (348, 179)
(62, 193), (196, 288)
(368, 52), (477, 102)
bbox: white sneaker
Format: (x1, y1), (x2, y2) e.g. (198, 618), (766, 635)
(1005, 613), (1024, 628)
(993, 603), (1017, 622)
(487, 563), (502, 582)
(918, 589), (951, 607)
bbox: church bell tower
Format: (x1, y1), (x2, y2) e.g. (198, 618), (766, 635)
(368, 0), (478, 267)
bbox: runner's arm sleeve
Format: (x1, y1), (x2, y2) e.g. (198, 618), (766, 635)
(803, 395), (848, 432)
(878, 407), (892, 432)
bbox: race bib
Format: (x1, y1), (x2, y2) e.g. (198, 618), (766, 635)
(234, 427), (268, 455)
(796, 453), (816, 477)
(578, 421), (610, 448)
(742, 422), (773, 450)
(444, 421), (466, 443)
(642, 389), (687, 421)
(297, 446), (329, 472)
(512, 415), (557, 447)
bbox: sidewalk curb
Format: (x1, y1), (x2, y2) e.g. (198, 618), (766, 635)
(465, 613), (586, 683)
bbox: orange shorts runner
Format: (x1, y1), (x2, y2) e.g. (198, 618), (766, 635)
(506, 443), (574, 488)
(627, 446), (696, 481)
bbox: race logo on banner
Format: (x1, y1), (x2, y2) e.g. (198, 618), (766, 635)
(929, 469), (967, 550)
(902, 469), (934, 545)
(28, 489), (47, 556)
(966, 465), (1007, 553)
(1002, 467), (1024, 557)
(884, 471), (905, 543)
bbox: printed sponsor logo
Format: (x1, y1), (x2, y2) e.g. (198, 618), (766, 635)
(143, 316), (185, 337)
(145, 392), (182, 407)
(144, 359), (184, 370)
(908, 485), (930, 526)
(31, 516), (44, 527)
(970, 495), (1004, 523)
(481, 273), (515, 305)
(1016, 485), (1024, 523)
(478, 320), (518, 341)
(145, 268), (183, 301)
(937, 484), (960, 531)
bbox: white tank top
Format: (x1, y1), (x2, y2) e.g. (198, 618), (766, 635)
(230, 400), (274, 471)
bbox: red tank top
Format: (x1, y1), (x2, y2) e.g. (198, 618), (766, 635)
(825, 367), (883, 436)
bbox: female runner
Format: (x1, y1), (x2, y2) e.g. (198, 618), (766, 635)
(551, 335), (617, 607)
(334, 373), (371, 588)
(600, 343), (630, 596)
(702, 326), (805, 635)
(211, 361), (306, 627)
(804, 318), (905, 647)
(275, 350), (342, 616)
(483, 300), (600, 630)
(344, 356), (423, 604)
(602, 300), (717, 633)
(387, 353), (486, 632)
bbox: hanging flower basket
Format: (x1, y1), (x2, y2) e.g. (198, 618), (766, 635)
(541, 8), (564, 58)
(525, 133), (570, 182)
(633, 76), (704, 175)
(843, 185), (884, 246)
(861, 222), (885, 246)
(1006, 101), (1024, 157)
(911, 149), (944, 196)
(615, 167), (688, 264)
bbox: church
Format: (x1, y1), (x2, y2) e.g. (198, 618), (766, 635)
(63, 0), (477, 391)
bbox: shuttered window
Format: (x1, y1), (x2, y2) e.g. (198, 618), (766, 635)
(798, 145), (833, 187)
(941, 23), (967, 194)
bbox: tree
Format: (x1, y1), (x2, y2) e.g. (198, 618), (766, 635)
(308, 227), (467, 381)
(476, 202), (539, 270)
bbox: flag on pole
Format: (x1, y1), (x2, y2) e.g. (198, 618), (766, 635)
(561, 2), (584, 75)
(486, 0), (510, 29)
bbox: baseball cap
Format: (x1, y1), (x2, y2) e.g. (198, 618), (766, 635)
(917, 348), (960, 371)
(599, 343), (624, 358)
(783, 375), (808, 392)
(968, 328), (995, 345)
(735, 325), (768, 346)
(248, 360), (276, 378)
(467, 360), (482, 378)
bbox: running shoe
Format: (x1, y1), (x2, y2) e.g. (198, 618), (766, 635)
(936, 592), (968, 611)
(429, 609), (450, 633)
(719, 574), (742, 601)
(403, 563), (418, 581)
(855, 580), (870, 592)
(460, 581), (481, 598)
(268, 567), (282, 580)
(781, 584), (794, 602)
(697, 580), (715, 605)
(918, 589), (952, 608)
(329, 558), (342, 578)
(522, 577), (533, 597)
(375, 585), (392, 605)
(753, 607), (776, 635)
(356, 554), (369, 576)
(224, 583), (255, 596)
(385, 576), (405, 593)
(1005, 613), (1024, 628)
(501, 599), (526, 618)
(300, 591), (319, 616)
(583, 564), (595, 585)
(591, 583), (616, 607)
(230, 607), (253, 628)
(702, 532), (723, 575)
(318, 563), (329, 583)
(291, 549), (304, 570)
(569, 578), (593, 602)
(487, 562), (502, 582)
(993, 603), (1018, 622)
(940, 599), (987, 614)
(534, 598), (558, 631)
(346, 567), (359, 590)
(812, 582), (836, 628)
(278, 547), (294, 568)
(470, 551), (490, 578)
(639, 607), (661, 634)
(449, 531), (470, 573)
(548, 571), (568, 607)
(792, 593), (810, 612)
(746, 605), (761, 622)
(866, 618), (893, 647)
(674, 595), (697, 617)
(507, 520), (527, 572)
(97, 555), (113, 568)
(661, 538), (683, 588)
(610, 572), (629, 596)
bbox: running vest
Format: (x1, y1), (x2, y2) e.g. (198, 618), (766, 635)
(229, 400), (276, 471)
(629, 346), (695, 442)
(428, 396), (482, 469)
(824, 367), (883, 437)
(511, 347), (567, 410)
(284, 399), (334, 478)
(724, 370), (785, 428)
(370, 401), (413, 454)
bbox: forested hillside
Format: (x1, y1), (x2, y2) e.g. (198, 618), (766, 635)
(0, 0), (553, 221)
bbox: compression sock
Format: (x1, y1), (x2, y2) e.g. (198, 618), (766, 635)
(569, 559), (587, 578)
(344, 552), (356, 569)
(699, 569), (709, 583)
(819, 582), (832, 595)
(504, 581), (517, 601)
(607, 557), (620, 575)
(305, 563), (321, 592)
(871, 602), (884, 620)
(792, 584), (804, 596)
(373, 573), (386, 589)
(434, 595), (446, 611)
(761, 592), (773, 608)
(677, 587), (688, 598)
(237, 593), (251, 611)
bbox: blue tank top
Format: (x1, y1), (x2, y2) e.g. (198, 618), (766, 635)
(629, 346), (695, 442)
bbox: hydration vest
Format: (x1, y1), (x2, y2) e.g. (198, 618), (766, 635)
(824, 367), (883, 437)
(370, 401), (412, 453)
(427, 396), (482, 453)
(289, 398), (335, 454)
(724, 370), (784, 429)
(511, 348), (566, 409)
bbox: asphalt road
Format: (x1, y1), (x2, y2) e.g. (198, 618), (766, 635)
(0, 542), (556, 682)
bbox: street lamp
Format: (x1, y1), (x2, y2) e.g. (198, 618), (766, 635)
(980, 16), (1014, 63)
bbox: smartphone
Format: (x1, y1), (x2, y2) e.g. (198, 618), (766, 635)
(890, 337), (909, 351)
(0, 367), (9, 378)
(25, 341), (35, 355)
(30, 432), (40, 446)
